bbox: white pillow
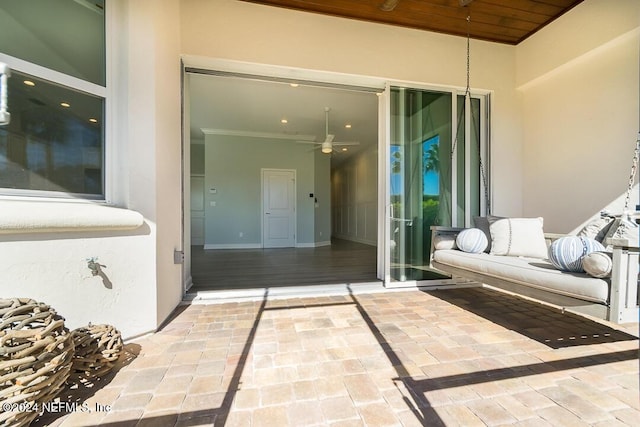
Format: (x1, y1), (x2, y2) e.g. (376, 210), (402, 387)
(433, 234), (457, 250)
(489, 217), (547, 259)
(577, 217), (613, 243)
(582, 251), (613, 278)
(456, 228), (488, 254)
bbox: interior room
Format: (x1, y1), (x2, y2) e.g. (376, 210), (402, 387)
(187, 72), (381, 291)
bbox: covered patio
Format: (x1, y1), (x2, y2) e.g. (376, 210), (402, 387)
(37, 287), (638, 426)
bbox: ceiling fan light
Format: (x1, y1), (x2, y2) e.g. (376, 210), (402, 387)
(321, 142), (333, 153)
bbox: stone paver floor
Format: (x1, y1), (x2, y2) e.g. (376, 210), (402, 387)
(36, 287), (639, 426)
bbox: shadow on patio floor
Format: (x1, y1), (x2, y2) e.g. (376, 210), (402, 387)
(429, 286), (638, 349)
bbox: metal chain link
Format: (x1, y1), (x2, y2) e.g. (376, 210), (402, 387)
(623, 132), (640, 211)
(451, 15), (471, 157)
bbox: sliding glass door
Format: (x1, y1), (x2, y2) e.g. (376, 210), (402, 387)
(387, 87), (487, 283)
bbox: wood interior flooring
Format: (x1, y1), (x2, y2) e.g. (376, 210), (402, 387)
(190, 238), (378, 291)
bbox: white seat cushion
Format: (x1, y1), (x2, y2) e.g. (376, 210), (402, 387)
(433, 250), (609, 304)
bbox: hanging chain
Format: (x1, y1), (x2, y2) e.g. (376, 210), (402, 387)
(623, 132), (640, 211)
(450, 12), (491, 214)
(451, 15), (471, 157)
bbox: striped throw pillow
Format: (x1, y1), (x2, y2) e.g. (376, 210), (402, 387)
(455, 228), (488, 254)
(548, 236), (605, 272)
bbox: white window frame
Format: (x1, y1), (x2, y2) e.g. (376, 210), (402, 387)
(0, 3), (111, 202)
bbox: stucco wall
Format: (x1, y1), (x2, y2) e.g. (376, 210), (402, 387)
(518, 0), (640, 233)
(0, 0), (183, 340)
(180, 0), (523, 218)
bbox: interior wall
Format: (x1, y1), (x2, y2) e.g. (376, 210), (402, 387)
(332, 148), (378, 246)
(314, 150), (331, 245)
(204, 134), (329, 247)
(180, 0), (523, 218)
(518, 0), (640, 233)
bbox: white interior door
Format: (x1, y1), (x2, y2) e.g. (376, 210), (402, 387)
(262, 169), (296, 248)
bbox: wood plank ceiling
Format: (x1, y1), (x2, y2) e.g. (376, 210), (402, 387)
(239, 0), (584, 45)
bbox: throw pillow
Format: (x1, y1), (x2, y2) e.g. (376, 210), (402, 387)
(582, 251), (613, 278)
(577, 216), (614, 243)
(548, 236), (606, 272)
(473, 215), (504, 253)
(489, 217), (547, 258)
(433, 234), (457, 250)
(602, 213), (639, 249)
(455, 228), (488, 254)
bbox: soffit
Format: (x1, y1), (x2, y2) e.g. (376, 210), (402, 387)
(239, 0), (583, 45)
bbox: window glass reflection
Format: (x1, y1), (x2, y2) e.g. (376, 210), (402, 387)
(0, 71), (103, 196)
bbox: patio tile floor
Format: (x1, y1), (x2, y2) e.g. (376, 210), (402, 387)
(35, 287), (639, 426)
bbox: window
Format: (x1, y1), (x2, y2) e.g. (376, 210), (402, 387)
(0, 0), (106, 199)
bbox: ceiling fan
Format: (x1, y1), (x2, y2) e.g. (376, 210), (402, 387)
(298, 107), (359, 154)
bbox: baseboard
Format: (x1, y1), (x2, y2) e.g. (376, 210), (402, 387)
(184, 275), (193, 292)
(332, 234), (377, 247)
(296, 240), (332, 248)
(203, 243), (262, 249)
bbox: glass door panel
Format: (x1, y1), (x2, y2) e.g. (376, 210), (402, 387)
(388, 88), (486, 284)
(455, 95), (482, 227)
(389, 88), (451, 282)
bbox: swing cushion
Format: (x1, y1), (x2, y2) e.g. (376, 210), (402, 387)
(548, 236), (605, 273)
(456, 228), (488, 253)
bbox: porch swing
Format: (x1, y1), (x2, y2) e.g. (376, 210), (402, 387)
(429, 8), (640, 324)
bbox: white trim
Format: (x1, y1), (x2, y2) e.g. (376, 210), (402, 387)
(379, 83), (391, 284)
(0, 200), (143, 234)
(296, 240), (332, 248)
(203, 243), (262, 250)
(182, 56), (387, 91)
(333, 234), (376, 247)
(0, 53), (106, 98)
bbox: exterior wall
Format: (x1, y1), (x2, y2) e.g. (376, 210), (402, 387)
(518, 0), (640, 233)
(180, 0), (523, 218)
(0, 0), (183, 340)
(2, 0), (632, 341)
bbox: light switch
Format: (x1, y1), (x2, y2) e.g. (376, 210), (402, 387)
(210, 201), (216, 207)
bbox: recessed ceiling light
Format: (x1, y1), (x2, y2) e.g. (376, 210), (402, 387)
(341, 148), (348, 152)
(60, 102), (71, 108)
(89, 118), (98, 123)
(290, 83), (299, 88)
(281, 118), (288, 124)
(345, 124), (352, 129)
(23, 80), (35, 87)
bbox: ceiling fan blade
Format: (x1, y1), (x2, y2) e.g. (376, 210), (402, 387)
(295, 140), (320, 145)
(332, 141), (360, 146)
(379, 0), (400, 12)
